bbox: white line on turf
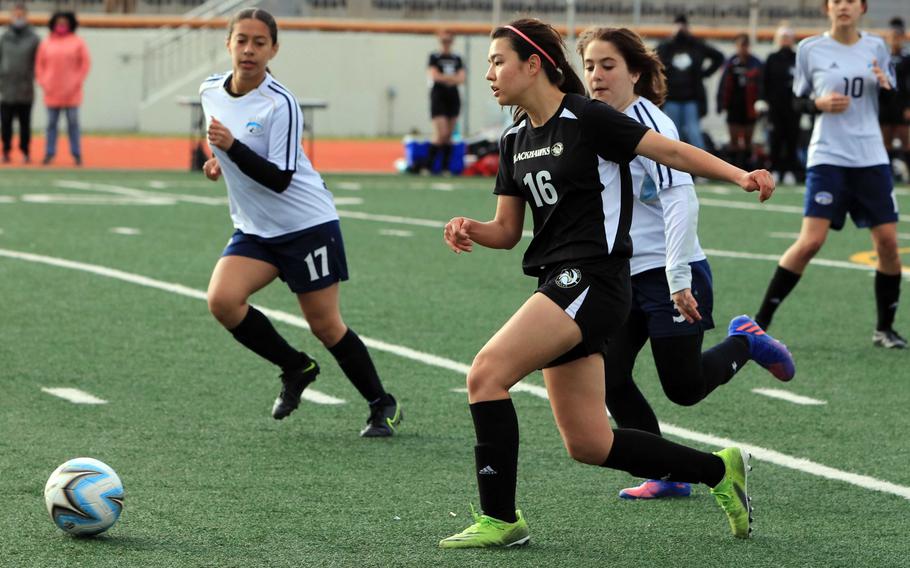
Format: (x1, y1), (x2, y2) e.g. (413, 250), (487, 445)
(301, 390), (346, 405)
(0, 196), (17, 203)
(3, 247), (909, 499)
(336, 182), (362, 191)
(41, 387), (107, 404)
(751, 388), (827, 406)
(379, 229), (414, 238)
(768, 232), (801, 239)
(110, 227), (142, 236)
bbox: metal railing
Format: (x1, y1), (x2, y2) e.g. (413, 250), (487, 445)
(140, 0), (250, 105)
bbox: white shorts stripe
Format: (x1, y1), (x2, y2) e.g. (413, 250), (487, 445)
(564, 286), (590, 320)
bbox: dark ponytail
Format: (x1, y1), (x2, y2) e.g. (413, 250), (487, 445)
(576, 27), (667, 107)
(228, 8), (278, 44)
(491, 18), (585, 121)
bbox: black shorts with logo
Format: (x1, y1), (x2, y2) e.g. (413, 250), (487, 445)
(536, 256), (632, 368)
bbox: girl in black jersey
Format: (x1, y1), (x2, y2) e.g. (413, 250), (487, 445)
(439, 18), (775, 549)
(425, 30), (465, 173)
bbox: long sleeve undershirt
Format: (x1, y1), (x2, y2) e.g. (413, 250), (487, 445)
(658, 183), (700, 295)
(226, 139), (294, 193)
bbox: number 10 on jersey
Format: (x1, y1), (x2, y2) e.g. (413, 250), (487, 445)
(523, 170), (558, 207)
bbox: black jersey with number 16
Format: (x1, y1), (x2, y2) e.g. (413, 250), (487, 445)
(495, 93), (650, 276)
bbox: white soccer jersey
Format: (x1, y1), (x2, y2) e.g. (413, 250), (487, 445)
(199, 72), (338, 238)
(624, 97), (705, 293)
(794, 32), (895, 168)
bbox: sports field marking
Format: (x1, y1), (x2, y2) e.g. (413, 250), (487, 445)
(336, 182), (362, 191)
(41, 387), (107, 405)
(751, 388), (827, 406)
(110, 227), (142, 236)
(430, 182), (455, 191)
(3, 247), (909, 500)
(301, 391), (346, 405)
(21, 194), (177, 206)
(0, 196), (16, 203)
(379, 229), (414, 238)
(148, 181), (169, 189)
(768, 232), (801, 239)
(699, 197), (910, 222)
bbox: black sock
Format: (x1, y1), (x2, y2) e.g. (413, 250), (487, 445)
(440, 143), (453, 171)
(229, 306), (310, 371)
(874, 271), (902, 331)
(470, 399), (519, 523)
(603, 429), (725, 487)
(701, 335), (750, 390)
(605, 380), (661, 435)
(426, 143), (440, 171)
(328, 328), (387, 403)
(755, 265), (802, 329)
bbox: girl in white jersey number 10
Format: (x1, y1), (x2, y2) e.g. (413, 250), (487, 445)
(200, 9), (401, 436)
(754, 0), (905, 348)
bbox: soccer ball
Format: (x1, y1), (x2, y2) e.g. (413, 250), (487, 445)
(44, 458), (124, 536)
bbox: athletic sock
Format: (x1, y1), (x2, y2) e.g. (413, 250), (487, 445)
(701, 335), (751, 391)
(604, 381), (661, 435)
(602, 428), (725, 487)
(228, 306), (311, 371)
(755, 265), (802, 329)
(328, 328), (386, 403)
(440, 143), (453, 172)
(426, 143), (440, 172)
(470, 399), (519, 523)
(874, 271), (902, 331)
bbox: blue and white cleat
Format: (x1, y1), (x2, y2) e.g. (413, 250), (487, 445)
(619, 480), (692, 500)
(729, 315), (795, 381)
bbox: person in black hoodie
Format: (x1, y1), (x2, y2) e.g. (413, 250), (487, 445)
(0, 3), (40, 164)
(762, 24), (802, 183)
(656, 14), (724, 150)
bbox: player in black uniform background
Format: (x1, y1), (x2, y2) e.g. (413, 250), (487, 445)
(438, 18), (776, 549)
(425, 30), (465, 173)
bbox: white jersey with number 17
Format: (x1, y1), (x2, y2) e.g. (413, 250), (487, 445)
(794, 31), (894, 168)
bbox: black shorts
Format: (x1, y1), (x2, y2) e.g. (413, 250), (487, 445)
(222, 220), (349, 294)
(725, 105), (756, 125)
(536, 257), (631, 368)
(430, 86), (460, 118)
(879, 101), (909, 126)
(630, 260), (715, 339)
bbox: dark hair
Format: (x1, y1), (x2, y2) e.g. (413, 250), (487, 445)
(228, 8), (278, 45)
(48, 11), (77, 33)
(576, 27), (667, 107)
(889, 16), (905, 32)
(734, 33), (750, 45)
(821, 0), (867, 14)
(491, 18), (585, 120)
(673, 13), (688, 25)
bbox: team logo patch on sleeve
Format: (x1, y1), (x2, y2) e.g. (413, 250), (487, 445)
(555, 268), (582, 288)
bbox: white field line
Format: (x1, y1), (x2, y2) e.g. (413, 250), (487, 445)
(379, 229), (414, 238)
(110, 227), (142, 236)
(2, 247), (909, 500)
(0, 196), (17, 203)
(698, 196), (910, 222)
(41, 387), (107, 404)
(751, 388), (827, 406)
(300, 390), (346, 405)
(768, 232), (801, 240)
(336, 182), (362, 191)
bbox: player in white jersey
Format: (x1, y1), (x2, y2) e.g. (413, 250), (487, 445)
(199, 8), (401, 436)
(577, 27), (795, 501)
(439, 18), (779, 549)
(755, 0), (906, 348)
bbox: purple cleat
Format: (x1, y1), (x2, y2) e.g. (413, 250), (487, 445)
(729, 315), (795, 381)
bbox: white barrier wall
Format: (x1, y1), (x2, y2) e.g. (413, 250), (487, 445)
(26, 27), (782, 142)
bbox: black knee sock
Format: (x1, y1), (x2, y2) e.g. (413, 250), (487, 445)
(229, 306), (311, 371)
(426, 143), (440, 171)
(603, 429), (725, 487)
(328, 328), (387, 403)
(470, 399), (519, 523)
(755, 265), (802, 329)
(701, 335), (750, 390)
(605, 381), (661, 435)
(440, 143), (453, 171)
(874, 271), (902, 331)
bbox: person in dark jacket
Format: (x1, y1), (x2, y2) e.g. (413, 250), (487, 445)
(717, 33), (763, 169)
(656, 14), (724, 150)
(0, 3), (40, 164)
(879, 17), (910, 180)
(762, 24), (802, 183)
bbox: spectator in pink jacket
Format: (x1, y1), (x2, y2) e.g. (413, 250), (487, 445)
(35, 11), (90, 166)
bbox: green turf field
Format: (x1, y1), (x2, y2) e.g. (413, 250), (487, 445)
(1, 170), (908, 567)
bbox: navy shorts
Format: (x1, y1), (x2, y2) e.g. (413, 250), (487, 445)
(536, 256), (632, 368)
(222, 220), (349, 294)
(804, 164), (898, 231)
(630, 259), (715, 339)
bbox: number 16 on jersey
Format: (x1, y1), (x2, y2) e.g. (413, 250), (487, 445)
(523, 170), (558, 207)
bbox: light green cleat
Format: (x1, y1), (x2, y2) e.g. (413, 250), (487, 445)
(439, 506), (530, 549)
(710, 447), (753, 539)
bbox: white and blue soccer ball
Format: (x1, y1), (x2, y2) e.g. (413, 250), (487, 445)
(44, 458), (124, 536)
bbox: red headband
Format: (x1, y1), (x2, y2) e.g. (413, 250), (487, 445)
(504, 25), (558, 69)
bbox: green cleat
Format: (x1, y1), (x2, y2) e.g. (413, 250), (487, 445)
(710, 447), (753, 539)
(439, 506), (530, 549)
